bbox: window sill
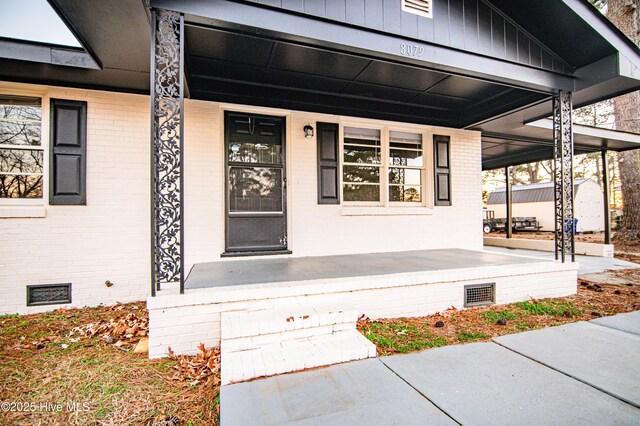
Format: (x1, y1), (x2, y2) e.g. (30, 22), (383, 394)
(341, 206), (434, 216)
(0, 205), (47, 218)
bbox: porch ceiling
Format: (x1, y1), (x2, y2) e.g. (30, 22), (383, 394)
(184, 24), (546, 128)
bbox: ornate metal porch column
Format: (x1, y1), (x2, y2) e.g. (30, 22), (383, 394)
(553, 91), (575, 263)
(150, 10), (185, 295)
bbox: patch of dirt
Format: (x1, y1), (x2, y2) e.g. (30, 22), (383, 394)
(358, 268), (640, 356)
(0, 302), (220, 425)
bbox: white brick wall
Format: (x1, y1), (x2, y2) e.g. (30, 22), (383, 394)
(0, 83), (151, 314)
(0, 82), (482, 314)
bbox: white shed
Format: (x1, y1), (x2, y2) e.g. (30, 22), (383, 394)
(486, 179), (604, 232)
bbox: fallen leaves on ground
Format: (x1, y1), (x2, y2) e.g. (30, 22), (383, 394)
(70, 310), (148, 349)
(168, 343), (221, 388)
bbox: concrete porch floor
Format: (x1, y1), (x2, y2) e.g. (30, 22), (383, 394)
(185, 248), (549, 290)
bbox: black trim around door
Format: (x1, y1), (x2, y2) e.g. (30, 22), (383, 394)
(223, 111), (289, 255)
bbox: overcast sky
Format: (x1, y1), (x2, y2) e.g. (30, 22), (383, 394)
(0, 0), (81, 47)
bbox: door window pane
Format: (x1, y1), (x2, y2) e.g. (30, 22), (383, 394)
(228, 142), (282, 164)
(229, 167), (282, 212)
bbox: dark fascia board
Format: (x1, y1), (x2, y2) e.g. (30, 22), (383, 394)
(0, 37), (99, 69)
(46, 0), (103, 69)
(570, 0), (640, 65)
(151, 0), (574, 94)
(482, 146), (554, 171)
(568, 1), (640, 82)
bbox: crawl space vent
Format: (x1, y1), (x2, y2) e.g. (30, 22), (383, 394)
(464, 283), (495, 307)
(402, 0), (433, 19)
(27, 283), (72, 306)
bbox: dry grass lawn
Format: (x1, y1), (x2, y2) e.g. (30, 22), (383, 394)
(0, 302), (220, 426)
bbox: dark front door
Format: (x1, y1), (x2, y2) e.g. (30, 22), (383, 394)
(225, 112), (287, 254)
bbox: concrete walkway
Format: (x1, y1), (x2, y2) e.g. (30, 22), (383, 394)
(484, 246), (640, 274)
(221, 311), (640, 425)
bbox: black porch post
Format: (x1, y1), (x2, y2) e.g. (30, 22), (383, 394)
(602, 150), (612, 245)
(553, 91), (575, 263)
(150, 9), (185, 295)
(505, 166), (513, 239)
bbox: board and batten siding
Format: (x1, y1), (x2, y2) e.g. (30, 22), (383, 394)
(0, 81), (482, 315)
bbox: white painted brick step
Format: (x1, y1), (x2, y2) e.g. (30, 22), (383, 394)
(220, 303), (357, 340)
(221, 329), (376, 385)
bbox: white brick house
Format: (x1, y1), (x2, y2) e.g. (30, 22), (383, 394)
(1, 0), (640, 377)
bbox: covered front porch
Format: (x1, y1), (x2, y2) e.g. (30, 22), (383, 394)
(147, 248), (578, 370)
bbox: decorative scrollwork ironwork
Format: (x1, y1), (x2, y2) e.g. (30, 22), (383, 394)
(151, 10), (184, 292)
(553, 90), (575, 263)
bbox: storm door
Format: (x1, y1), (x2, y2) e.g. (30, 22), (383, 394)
(224, 112), (287, 254)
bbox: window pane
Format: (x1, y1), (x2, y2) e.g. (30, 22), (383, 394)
(0, 174), (42, 198)
(344, 127), (380, 165)
(343, 165), (380, 184)
(343, 184), (380, 202)
(389, 149), (423, 167)
(0, 121), (41, 146)
(0, 95), (41, 121)
(344, 127), (380, 141)
(389, 168), (421, 186)
(343, 144), (380, 164)
(0, 148), (43, 174)
(389, 185), (422, 202)
(228, 142), (282, 164)
(390, 130), (421, 150)
(229, 167), (282, 212)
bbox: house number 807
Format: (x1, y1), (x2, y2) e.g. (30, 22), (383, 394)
(400, 43), (424, 57)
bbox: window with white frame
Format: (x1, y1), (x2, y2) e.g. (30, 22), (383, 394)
(342, 127), (381, 202)
(342, 126), (424, 204)
(0, 95), (43, 199)
(388, 130), (423, 203)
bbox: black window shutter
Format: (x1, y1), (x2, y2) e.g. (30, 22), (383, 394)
(434, 135), (451, 206)
(317, 122), (340, 204)
(50, 99), (87, 205)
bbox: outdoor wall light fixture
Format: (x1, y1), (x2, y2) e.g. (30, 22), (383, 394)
(303, 124), (314, 139)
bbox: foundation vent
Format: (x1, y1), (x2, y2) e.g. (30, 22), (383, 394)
(464, 283), (495, 307)
(402, 0), (433, 19)
(27, 283), (72, 307)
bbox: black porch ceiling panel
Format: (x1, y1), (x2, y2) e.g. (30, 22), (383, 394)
(184, 25), (547, 128)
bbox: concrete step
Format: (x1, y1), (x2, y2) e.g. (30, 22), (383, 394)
(221, 303), (357, 340)
(221, 329), (377, 385)
(222, 321), (354, 352)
